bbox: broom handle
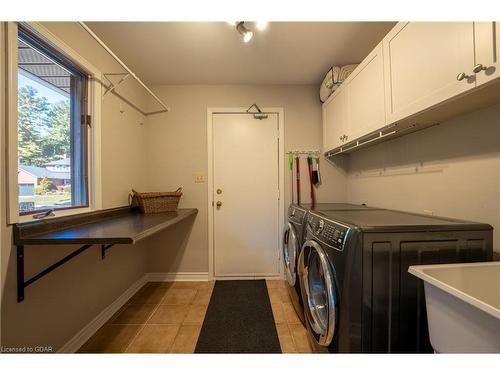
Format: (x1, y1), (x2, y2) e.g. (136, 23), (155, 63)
(295, 156), (300, 205)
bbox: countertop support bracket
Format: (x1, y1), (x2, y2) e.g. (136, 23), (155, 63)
(17, 243), (93, 303)
(101, 244), (115, 259)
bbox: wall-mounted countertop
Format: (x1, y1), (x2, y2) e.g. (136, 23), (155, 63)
(14, 207), (198, 245)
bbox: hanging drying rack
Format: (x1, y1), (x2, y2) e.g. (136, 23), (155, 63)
(78, 22), (171, 116)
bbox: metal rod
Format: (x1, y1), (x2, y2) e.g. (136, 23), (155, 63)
(24, 244), (93, 288)
(17, 246), (25, 302)
(93, 77), (148, 116)
(287, 150), (321, 155)
(78, 22), (170, 114)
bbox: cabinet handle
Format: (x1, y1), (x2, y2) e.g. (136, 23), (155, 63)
(472, 64), (487, 73)
(456, 72), (470, 81)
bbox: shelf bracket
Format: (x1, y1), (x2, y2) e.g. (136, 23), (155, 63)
(17, 243), (95, 302)
(103, 73), (130, 97)
(101, 244), (115, 259)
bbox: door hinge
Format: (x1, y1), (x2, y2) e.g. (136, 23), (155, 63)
(81, 114), (92, 128)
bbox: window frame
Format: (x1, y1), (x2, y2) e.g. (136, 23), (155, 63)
(6, 22), (102, 224)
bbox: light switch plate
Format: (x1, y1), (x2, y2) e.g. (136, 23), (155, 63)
(195, 173), (206, 183)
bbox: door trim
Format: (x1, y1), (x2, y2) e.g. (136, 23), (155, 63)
(207, 107), (285, 280)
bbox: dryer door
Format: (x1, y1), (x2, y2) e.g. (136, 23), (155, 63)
(283, 223), (299, 286)
(301, 240), (338, 347)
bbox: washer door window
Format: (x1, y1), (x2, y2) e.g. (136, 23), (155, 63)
(283, 223), (299, 286)
(301, 240), (337, 346)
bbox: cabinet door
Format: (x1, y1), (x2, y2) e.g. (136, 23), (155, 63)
(347, 42), (386, 140)
(384, 22), (476, 124)
(474, 22), (500, 86)
(323, 87), (348, 152)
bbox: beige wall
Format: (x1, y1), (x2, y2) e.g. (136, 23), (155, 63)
(145, 85), (347, 273)
(1, 22), (150, 350)
(347, 103), (500, 253)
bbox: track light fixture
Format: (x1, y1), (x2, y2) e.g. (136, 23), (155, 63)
(236, 22), (253, 43)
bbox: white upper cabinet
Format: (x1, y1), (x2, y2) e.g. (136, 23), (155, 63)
(323, 86), (348, 152)
(383, 22), (476, 124)
(322, 21), (500, 154)
(347, 42), (386, 140)
(474, 22), (500, 86)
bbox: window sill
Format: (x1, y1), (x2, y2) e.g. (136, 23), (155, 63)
(15, 207), (95, 224)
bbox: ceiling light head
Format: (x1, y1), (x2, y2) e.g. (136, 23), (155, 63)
(236, 21), (253, 43)
(256, 21), (268, 31)
(243, 30), (253, 43)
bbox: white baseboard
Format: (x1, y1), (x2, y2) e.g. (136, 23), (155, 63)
(58, 271), (209, 353)
(58, 274), (148, 353)
(147, 272), (209, 282)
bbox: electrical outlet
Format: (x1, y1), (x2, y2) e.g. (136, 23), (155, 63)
(195, 173), (206, 183)
(423, 210), (434, 216)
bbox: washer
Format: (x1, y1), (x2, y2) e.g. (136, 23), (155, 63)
(282, 203), (382, 325)
(283, 203), (308, 324)
(298, 209), (493, 353)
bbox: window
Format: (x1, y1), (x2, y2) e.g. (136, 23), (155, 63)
(16, 25), (89, 215)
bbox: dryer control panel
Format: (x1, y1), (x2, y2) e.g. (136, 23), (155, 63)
(306, 214), (350, 250)
(288, 206), (307, 224)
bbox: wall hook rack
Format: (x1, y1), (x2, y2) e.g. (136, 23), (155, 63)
(286, 150), (321, 156)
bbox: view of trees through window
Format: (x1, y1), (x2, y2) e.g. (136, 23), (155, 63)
(17, 73), (72, 213)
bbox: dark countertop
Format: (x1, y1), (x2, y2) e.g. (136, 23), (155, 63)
(14, 207), (198, 245)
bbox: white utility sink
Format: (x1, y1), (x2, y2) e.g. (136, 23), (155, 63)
(409, 262), (500, 353)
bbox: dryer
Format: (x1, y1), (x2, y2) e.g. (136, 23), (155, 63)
(298, 209), (493, 353)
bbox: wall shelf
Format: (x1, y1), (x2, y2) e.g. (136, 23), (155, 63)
(14, 206), (198, 302)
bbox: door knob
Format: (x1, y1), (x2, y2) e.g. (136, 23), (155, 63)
(456, 72), (470, 81)
(216, 201), (223, 208)
(472, 64), (486, 74)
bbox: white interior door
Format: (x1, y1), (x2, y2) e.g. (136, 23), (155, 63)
(212, 113), (279, 277)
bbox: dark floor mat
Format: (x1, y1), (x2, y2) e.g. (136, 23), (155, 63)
(194, 279), (281, 353)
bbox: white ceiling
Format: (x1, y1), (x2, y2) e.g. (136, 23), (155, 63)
(85, 22), (396, 85)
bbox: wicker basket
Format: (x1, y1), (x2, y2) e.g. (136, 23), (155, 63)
(130, 188), (182, 214)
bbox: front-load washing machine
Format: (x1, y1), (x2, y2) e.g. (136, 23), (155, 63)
(283, 203), (308, 324)
(298, 209), (493, 353)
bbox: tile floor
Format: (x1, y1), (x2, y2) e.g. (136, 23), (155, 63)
(78, 279), (312, 354)
(265, 279), (313, 353)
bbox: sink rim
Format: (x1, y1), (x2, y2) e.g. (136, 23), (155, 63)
(408, 261), (500, 320)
